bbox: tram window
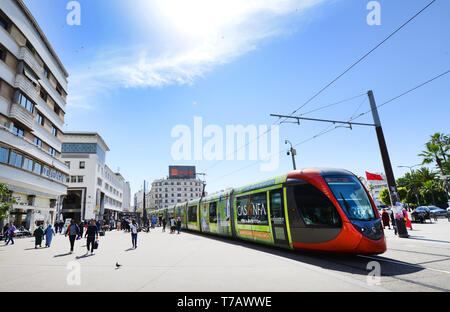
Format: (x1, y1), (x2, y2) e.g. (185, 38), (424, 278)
(209, 202), (217, 223)
(289, 183), (341, 228)
(188, 205), (197, 222)
(270, 190), (283, 219)
(236, 193), (268, 225)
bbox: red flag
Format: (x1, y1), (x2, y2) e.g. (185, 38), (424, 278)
(366, 172), (384, 181)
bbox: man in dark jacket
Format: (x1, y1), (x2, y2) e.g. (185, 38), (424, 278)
(84, 220), (99, 255)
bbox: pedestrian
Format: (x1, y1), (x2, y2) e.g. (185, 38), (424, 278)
(130, 219), (138, 249)
(54, 221), (59, 234)
(79, 221), (84, 238)
(162, 217), (166, 232)
(389, 209), (397, 235)
(59, 221), (64, 233)
(44, 224), (55, 247)
(5, 222), (16, 245)
(170, 217), (176, 234)
(34, 225), (44, 248)
(3, 223), (9, 242)
(176, 217), (182, 234)
(403, 208), (413, 230)
(381, 209), (390, 229)
(65, 220), (80, 254)
(85, 220), (99, 255)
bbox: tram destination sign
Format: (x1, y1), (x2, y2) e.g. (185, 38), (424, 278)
(169, 166), (196, 179)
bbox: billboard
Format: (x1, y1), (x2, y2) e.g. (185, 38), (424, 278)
(169, 166), (196, 179)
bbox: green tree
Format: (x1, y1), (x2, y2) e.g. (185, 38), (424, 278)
(398, 187), (407, 202)
(379, 188), (391, 206)
(0, 183), (15, 219)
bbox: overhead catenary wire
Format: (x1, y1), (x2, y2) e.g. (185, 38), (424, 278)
(208, 69), (450, 184)
(204, 0), (436, 174)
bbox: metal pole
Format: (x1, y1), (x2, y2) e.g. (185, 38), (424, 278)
(368, 90), (408, 237)
(285, 140), (297, 170)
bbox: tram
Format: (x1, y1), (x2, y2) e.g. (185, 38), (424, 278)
(149, 168), (386, 255)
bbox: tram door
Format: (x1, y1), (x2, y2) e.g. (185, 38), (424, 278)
(270, 189), (289, 246)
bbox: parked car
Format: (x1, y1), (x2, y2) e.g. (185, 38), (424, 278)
(428, 206), (449, 219)
(411, 206), (431, 223)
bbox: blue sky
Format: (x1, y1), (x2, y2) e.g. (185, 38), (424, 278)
(23, 0), (450, 197)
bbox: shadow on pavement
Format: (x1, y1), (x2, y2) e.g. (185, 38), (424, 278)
(125, 248), (134, 251)
(185, 231), (424, 277)
(54, 253), (71, 258)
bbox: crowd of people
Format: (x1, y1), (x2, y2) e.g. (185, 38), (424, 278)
(380, 205), (413, 235)
(2, 215), (184, 255)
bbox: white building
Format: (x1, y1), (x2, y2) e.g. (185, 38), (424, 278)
(0, 0), (69, 231)
(60, 132), (131, 221)
(361, 173), (388, 207)
(147, 177), (205, 210)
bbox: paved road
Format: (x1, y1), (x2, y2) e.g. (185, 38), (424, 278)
(0, 219), (449, 292)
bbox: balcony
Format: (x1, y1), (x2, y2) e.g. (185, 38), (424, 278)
(18, 47), (43, 77)
(0, 124), (69, 175)
(14, 74), (40, 104)
(9, 102), (34, 130)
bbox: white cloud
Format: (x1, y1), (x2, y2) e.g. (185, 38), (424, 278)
(67, 0), (324, 109)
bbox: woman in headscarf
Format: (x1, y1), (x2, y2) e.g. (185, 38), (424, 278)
(34, 225), (44, 248)
(381, 209), (390, 229)
(403, 208), (413, 230)
(44, 224), (55, 247)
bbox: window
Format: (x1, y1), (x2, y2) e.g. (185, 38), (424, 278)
(40, 89), (48, 102)
(42, 166), (50, 178)
(54, 104), (60, 115)
(79, 161), (85, 169)
(50, 169), (56, 180)
(43, 65), (49, 78)
(0, 15), (8, 31)
(0, 146), (9, 163)
(33, 162), (42, 175)
(78, 176), (84, 183)
(12, 124), (24, 137)
(188, 205), (197, 223)
(325, 176), (376, 222)
(65, 161), (70, 168)
(33, 137), (42, 148)
(209, 202), (217, 223)
(9, 151), (22, 168)
(49, 147), (56, 157)
(51, 125), (57, 136)
(18, 92), (34, 113)
(287, 183), (341, 228)
(56, 83), (63, 96)
(236, 193), (268, 225)
(36, 113), (44, 125)
(71, 176), (77, 183)
(23, 157), (33, 171)
(0, 46), (6, 62)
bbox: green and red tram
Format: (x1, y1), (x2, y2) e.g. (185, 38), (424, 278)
(149, 168), (386, 255)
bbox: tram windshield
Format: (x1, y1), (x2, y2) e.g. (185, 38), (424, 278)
(325, 176), (376, 221)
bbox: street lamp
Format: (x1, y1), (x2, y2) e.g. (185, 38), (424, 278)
(398, 164), (422, 206)
(285, 140), (297, 170)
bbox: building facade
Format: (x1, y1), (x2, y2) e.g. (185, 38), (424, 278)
(60, 132), (131, 222)
(0, 0), (69, 231)
(147, 177), (205, 210)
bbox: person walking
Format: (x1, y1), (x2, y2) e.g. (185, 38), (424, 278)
(5, 222), (16, 245)
(130, 219), (138, 249)
(44, 224), (55, 247)
(176, 217), (182, 234)
(34, 225), (44, 248)
(162, 217), (166, 232)
(170, 217), (176, 234)
(85, 220), (99, 255)
(54, 222), (59, 234)
(381, 209), (390, 229)
(79, 221), (84, 238)
(403, 208), (413, 230)
(65, 220), (80, 254)
(389, 209), (397, 235)
(3, 223), (10, 242)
